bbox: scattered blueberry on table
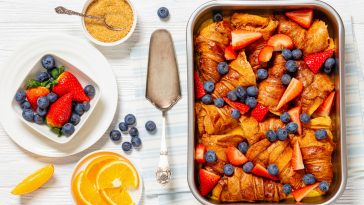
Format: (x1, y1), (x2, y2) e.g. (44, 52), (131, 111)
(223, 164), (234, 176)
(131, 137), (142, 148)
(122, 141), (132, 152)
(118, 122), (128, 132)
(157, 7), (169, 19)
(145, 120), (156, 132)
(129, 127), (139, 137)
(109, 130), (121, 141)
(124, 114), (136, 125)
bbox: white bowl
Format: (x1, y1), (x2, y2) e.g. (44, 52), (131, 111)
(11, 53), (101, 144)
(81, 0), (137, 46)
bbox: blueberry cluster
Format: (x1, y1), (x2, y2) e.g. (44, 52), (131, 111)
(281, 48), (303, 85)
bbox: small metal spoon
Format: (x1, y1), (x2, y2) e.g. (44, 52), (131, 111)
(54, 6), (125, 31)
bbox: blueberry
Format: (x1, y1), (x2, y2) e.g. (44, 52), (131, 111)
(217, 62), (229, 75)
(282, 49), (293, 60)
(125, 114), (136, 125)
(223, 164), (234, 176)
(315, 129), (327, 140)
(302, 174), (316, 185)
(319, 181), (330, 192)
(213, 12), (223, 22)
(323, 66), (332, 74)
(286, 122), (298, 134)
(22, 109), (34, 122)
(34, 114), (44, 124)
(236, 86), (247, 101)
(37, 96), (49, 109)
(157, 7), (169, 19)
(109, 130), (121, 141)
(41, 55), (55, 70)
(84, 85), (96, 97)
(203, 81), (215, 93)
(300, 113), (310, 123)
(205, 150), (217, 163)
(21, 101), (31, 110)
(283, 184), (292, 194)
(82, 102), (90, 112)
(15, 91), (26, 103)
(62, 123), (75, 136)
(145, 120), (156, 132)
(285, 60), (298, 73)
(119, 122), (128, 132)
(36, 107), (47, 117)
(280, 112), (291, 123)
(267, 164), (279, 176)
(243, 162), (254, 173)
(292, 49), (303, 60)
(36, 72), (50, 82)
(214, 98), (225, 108)
(325, 58), (336, 71)
(201, 94), (213, 104)
(266, 130), (277, 142)
(70, 113), (81, 126)
(122, 141), (132, 152)
(47, 92), (58, 103)
(131, 137), (142, 148)
(231, 109), (241, 119)
(238, 141), (249, 154)
(129, 127), (139, 137)
(74, 103), (84, 115)
(247, 86), (258, 97)
(245, 97), (257, 108)
(277, 128), (288, 141)
(227, 90), (238, 101)
(257, 69), (268, 80)
(281, 74), (292, 86)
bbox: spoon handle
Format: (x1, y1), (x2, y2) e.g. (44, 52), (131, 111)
(55, 6), (103, 20)
(155, 112), (171, 185)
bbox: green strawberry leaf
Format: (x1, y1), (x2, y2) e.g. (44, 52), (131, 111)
(50, 66), (65, 79)
(26, 79), (41, 89)
(50, 127), (63, 137)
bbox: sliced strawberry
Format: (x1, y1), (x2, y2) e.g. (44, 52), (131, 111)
(251, 103), (269, 122)
(194, 71), (206, 99)
(314, 91), (335, 117)
(225, 45), (238, 60)
(231, 30), (262, 50)
(251, 164), (279, 181)
(276, 78), (303, 110)
(223, 97), (250, 114)
(292, 140), (304, 170)
(304, 49), (334, 74)
(199, 169), (221, 196)
(292, 182), (320, 202)
(258, 46), (274, 64)
(285, 9), (314, 29)
(288, 106), (303, 135)
(225, 145), (248, 166)
(195, 144), (207, 163)
(267, 34), (294, 51)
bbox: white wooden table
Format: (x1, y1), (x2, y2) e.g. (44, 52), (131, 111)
(1, 0), (364, 204)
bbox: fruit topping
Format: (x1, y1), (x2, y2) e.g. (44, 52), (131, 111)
(214, 97), (225, 108)
(314, 91), (335, 117)
(276, 78), (303, 110)
(157, 7), (169, 19)
(145, 120), (156, 132)
(280, 112), (291, 123)
(231, 109), (241, 119)
(292, 140), (304, 170)
(202, 94), (213, 104)
(217, 62), (229, 75)
(205, 150), (217, 163)
(242, 162), (254, 173)
(258, 46), (274, 64)
(227, 90), (238, 101)
(283, 184), (292, 195)
(267, 34), (294, 51)
(292, 49), (303, 60)
(285, 9), (314, 29)
(315, 129), (327, 140)
(267, 164), (279, 176)
(286, 122), (298, 134)
(251, 164), (279, 181)
(304, 49), (334, 74)
(225, 145), (248, 166)
(109, 130), (122, 141)
(224, 45), (238, 60)
(223, 164), (234, 176)
(203, 80), (215, 93)
(282, 49), (293, 60)
(324, 58), (335, 74)
(223, 97), (250, 114)
(302, 174), (316, 185)
(236, 86), (247, 101)
(251, 103), (269, 122)
(285, 60), (298, 73)
(281, 74), (292, 86)
(199, 168), (221, 196)
(238, 141), (249, 154)
(257, 68), (268, 80)
(245, 97), (257, 109)
(277, 128), (288, 141)
(213, 12), (223, 22)
(319, 181), (330, 192)
(288, 106), (303, 135)
(195, 144), (207, 163)
(266, 130), (277, 142)
(231, 30), (262, 50)
(246, 86), (258, 97)
(292, 182), (320, 202)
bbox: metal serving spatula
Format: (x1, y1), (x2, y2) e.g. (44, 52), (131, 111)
(146, 29), (181, 185)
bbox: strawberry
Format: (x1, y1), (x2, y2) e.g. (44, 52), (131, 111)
(223, 97), (250, 114)
(285, 9), (314, 29)
(225, 145), (248, 166)
(251, 164), (279, 181)
(199, 168), (221, 196)
(292, 140), (304, 170)
(52, 71), (89, 102)
(46, 93), (73, 128)
(194, 71), (206, 99)
(26, 86), (50, 110)
(251, 103), (269, 122)
(288, 106), (303, 135)
(314, 91), (335, 117)
(224, 45), (237, 60)
(195, 144), (206, 163)
(258, 46), (274, 64)
(304, 49), (334, 74)
(231, 30), (262, 50)
(267, 34), (294, 51)
(292, 182), (320, 202)
(276, 78), (303, 110)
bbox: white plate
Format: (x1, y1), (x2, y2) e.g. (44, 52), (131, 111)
(0, 33), (118, 157)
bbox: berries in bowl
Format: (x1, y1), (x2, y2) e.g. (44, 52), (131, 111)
(12, 54), (101, 144)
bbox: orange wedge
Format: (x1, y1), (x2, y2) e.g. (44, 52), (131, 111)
(84, 155), (121, 184)
(100, 187), (135, 205)
(11, 164), (54, 195)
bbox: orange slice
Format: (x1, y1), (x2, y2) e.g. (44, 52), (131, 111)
(100, 187), (135, 205)
(11, 164), (54, 195)
(84, 155), (121, 184)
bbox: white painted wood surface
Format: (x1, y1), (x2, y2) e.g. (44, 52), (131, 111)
(0, 0), (364, 204)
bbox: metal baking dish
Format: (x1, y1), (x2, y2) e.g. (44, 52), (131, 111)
(186, 1), (346, 204)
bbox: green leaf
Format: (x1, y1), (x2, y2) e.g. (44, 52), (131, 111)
(51, 68), (59, 79)
(26, 79), (40, 89)
(50, 127), (63, 137)
(58, 65), (65, 74)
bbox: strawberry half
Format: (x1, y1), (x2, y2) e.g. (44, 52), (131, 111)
(26, 86), (50, 110)
(304, 49), (334, 74)
(225, 145), (248, 166)
(46, 93), (73, 128)
(52, 71), (89, 102)
(314, 91), (335, 117)
(194, 71), (206, 99)
(251, 164), (279, 181)
(231, 30), (262, 50)
(199, 169), (221, 196)
(292, 182), (320, 202)
(251, 103), (269, 122)
(285, 9), (314, 29)
(267, 34), (294, 51)
(195, 144), (207, 163)
(276, 78), (303, 110)
(225, 45), (238, 60)
(258, 46), (274, 64)
(288, 106), (303, 135)
(292, 140), (304, 170)
(223, 97), (250, 114)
